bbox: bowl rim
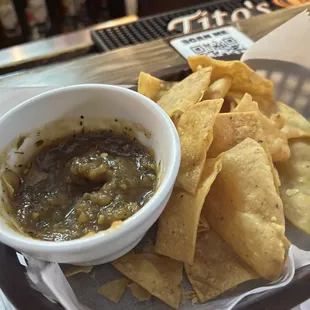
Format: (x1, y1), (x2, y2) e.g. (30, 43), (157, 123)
(0, 84), (181, 253)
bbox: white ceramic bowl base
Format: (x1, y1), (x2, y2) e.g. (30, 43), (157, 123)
(0, 85), (180, 265)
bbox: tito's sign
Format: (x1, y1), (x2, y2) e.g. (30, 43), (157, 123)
(167, 0), (309, 34)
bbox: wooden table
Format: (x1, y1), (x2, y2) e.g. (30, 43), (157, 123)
(1, 5), (310, 310)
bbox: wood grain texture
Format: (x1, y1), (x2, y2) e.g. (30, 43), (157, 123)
(0, 39), (186, 87)
(0, 5), (309, 87)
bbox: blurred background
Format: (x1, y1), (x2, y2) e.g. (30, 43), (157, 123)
(0, 0), (305, 50)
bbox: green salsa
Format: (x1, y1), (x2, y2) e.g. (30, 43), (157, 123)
(10, 131), (157, 241)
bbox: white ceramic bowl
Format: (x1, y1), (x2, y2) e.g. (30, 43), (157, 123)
(0, 84), (180, 265)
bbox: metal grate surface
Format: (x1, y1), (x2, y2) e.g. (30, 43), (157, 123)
(91, 0), (280, 52)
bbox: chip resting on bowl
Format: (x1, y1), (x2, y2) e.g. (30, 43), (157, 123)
(276, 138), (310, 234)
(203, 138), (290, 280)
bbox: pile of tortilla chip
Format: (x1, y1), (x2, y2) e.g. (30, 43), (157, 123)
(95, 56), (310, 309)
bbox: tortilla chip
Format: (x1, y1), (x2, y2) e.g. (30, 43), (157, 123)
(203, 138), (288, 280)
(97, 277), (129, 303)
(234, 93), (290, 162)
(203, 75), (232, 100)
(128, 282), (151, 301)
(176, 99), (223, 193)
(276, 138), (310, 234)
(188, 56), (273, 97)
(155, 157), (222, 265)
(272, 102), (310, 139)
(227, 91), (278, 117)
(64, 265), (93, 277)
(208, 111), (264, 158)
(137, 72), (176, 101)
(157, 66), (212, 117)
(112, 252), (183, 309)
(185, 230), (259, 303)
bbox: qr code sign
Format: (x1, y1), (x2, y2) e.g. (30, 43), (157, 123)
(170, 26), (253, 59)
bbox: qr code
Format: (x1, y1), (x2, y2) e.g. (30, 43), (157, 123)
(170, 26), (253, 60)
(190, 36), (246, 57)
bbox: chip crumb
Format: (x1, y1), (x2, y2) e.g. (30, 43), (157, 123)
(197, 216), (210, 233)
(97, 277), (129, 303)
(285, 189), (300, 197)
(64, 265), (93, 277)
(128, 282), (151, 301)
(191, 296), (198, 304)
(182, 290), (196, 299)
(180, 289), (196, 305)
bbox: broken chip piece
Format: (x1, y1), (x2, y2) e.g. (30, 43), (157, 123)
(128, 282), (151, 301)
(185, 229), (258, 303)
(112, 252), (183, 309)
(97, 277), (129, 303)
(64, 265), (93, 277)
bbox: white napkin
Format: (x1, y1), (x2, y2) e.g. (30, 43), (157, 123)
(0, 289), (16, 310)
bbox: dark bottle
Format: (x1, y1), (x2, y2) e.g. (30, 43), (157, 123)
(26, 0), (51, 40)
(107, 0), (125, 18)
(86, 0), (106, 24)
(62, 0), (78, 32)
(0, 0), (25, 47)
(45, 0), (64, 36)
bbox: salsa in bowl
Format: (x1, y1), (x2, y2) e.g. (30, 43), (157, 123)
(0, 84), (180, 265)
